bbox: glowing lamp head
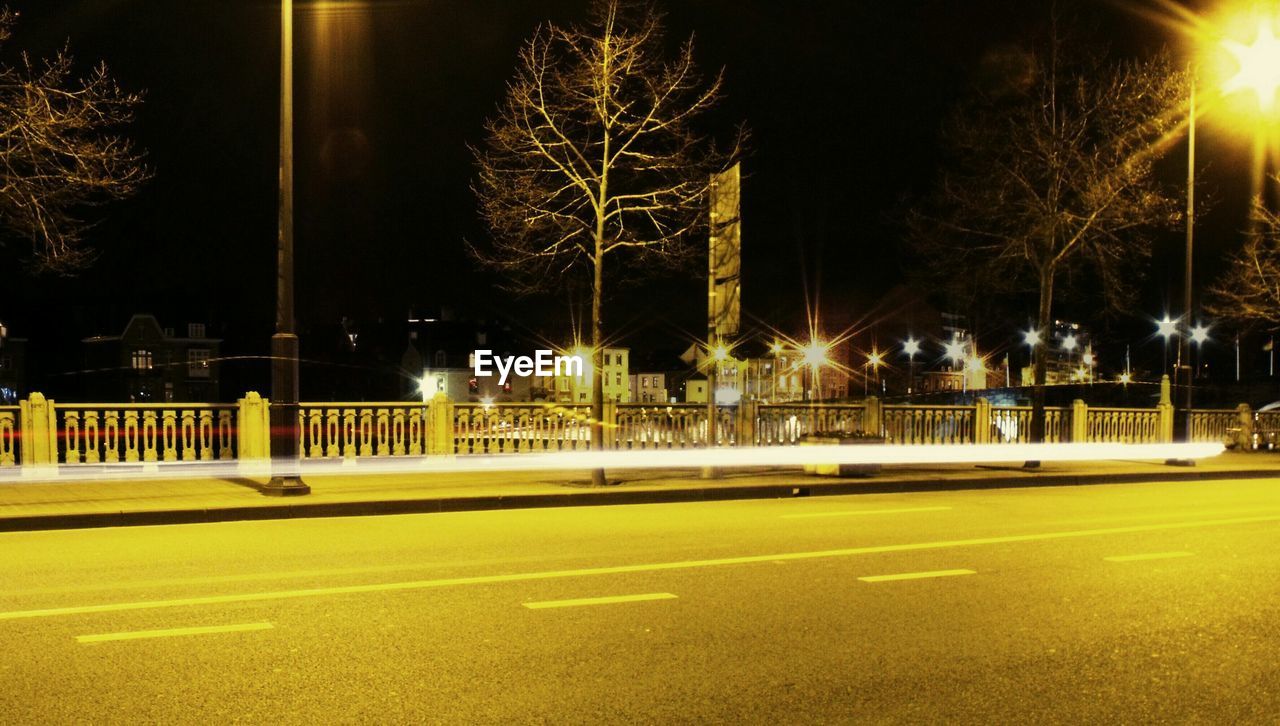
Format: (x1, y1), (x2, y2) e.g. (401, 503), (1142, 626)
(943, 340), (965, 363)
(1223, 22), (1280, 114)
(801, 340), (828, 368)
(1062, 334), (1078, 352)
(867, 351), (883, 368)
(1023, 329), (1041, 348)
(1082, 352), (1095, 366)
(1156, 315), (1178, 339)
(711, 343), (730, 362)
(769, 341), (784, 355)
(902, 338), (921, 357)
(1118, 372), (1133, 384)
(1190, 324), (1210, 345)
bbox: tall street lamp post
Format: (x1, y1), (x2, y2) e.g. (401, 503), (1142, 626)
(265, 0), (308, 495)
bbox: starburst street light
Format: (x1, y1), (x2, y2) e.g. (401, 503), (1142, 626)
(1157, 315), (1178, 339)
(1223, 21), (1280, 113)
(902, 337), (921, 358)
(943, 339), (965, 364)
(1023, 329), (1041, 348)
(1190, 323), (1211, 345)
(1062, 334), (1078, 352)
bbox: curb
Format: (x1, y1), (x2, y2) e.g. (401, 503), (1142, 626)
(2, 466), (1278, 533)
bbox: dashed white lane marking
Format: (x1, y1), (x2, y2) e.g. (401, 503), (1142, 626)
(858, 569), (976, 583)
(1103, 551), (1194, 562)
(76, 621), (274, 644)
(3, 512), (1276, 621)
(523, 592), (677, 609)
(782, 506), (953, 519)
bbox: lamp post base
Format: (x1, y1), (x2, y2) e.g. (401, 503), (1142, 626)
(262, 476), (311, 496)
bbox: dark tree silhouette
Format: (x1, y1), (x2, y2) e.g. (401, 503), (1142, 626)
(0, 8), (147, 273)
(908, 37), (1186, 443)
(471, 0), (741, 483)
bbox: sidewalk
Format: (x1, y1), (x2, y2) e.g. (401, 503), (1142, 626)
(2, 451), (1278, 532)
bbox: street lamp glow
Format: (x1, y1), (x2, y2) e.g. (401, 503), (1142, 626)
(867, 351), (884, 368)
(1156, 315), (1178, 339)
(1062, 334), (1078, 352)
(1118, 372), (1133, 384)
(943, 340), (965, 363)
(1190, 323), (1210, 345)
(1082, 352), (1095, 366)
(801, 340), (829, 368)
(1223, 21), (1280, 113)
(711, 343), (731, 362)
(902, 337), (921, 358)
(1023, 329), (1041, 348)
(769, 341), (784, 355)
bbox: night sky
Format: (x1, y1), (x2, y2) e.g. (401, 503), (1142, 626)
(0, 0), (1259, 392)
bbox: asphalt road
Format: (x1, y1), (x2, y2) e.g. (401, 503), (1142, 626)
(1, 475), (1278, 724)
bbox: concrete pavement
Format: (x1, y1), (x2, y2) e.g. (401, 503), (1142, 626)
(1, 477), (1279, 722)
(1, 450), (1278, 531)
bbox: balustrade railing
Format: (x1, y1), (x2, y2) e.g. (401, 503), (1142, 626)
(755, 404), (865, 444)
(5, 382), (1264, 476)
(1255, 410), (1280, 432)
(1188, 409), (1239, 443)
(988, 406), (1067, 443)
(298, 403), (429, 458)
(0, 406), (17, 467)
(614, 403), (731, 448)
(1084, 407), (1161, 444)
(883, 405), (975, 445)
(57, 403), (236, 464)
(454, 403), (592, 454)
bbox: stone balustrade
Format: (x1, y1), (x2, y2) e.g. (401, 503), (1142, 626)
(0, 375), (1256, 473)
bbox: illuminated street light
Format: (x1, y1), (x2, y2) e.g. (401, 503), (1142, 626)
(1062, 334), (1078, 352)
(1023, 329), (1041, 348)
(1223, 21), (1280, 113)
(1082, 352), (1094, 366)
(769, 341), (784, 355)
(902, 337), (920, 396)
(1119, 372), (1133, 384)
(1157, 314), (1178, 376)
(711, 342), (731, 362)
(1190, 323), (1211, 345)
(943, 339), (965, 365)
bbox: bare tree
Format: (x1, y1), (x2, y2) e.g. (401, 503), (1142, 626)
(1207, 191), (1280, 326)
(0, 8), (147, 273)
(471, 0), (740, 483)
(908, 38), (1185, 443)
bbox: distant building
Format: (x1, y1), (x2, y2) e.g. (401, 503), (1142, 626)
(0, 321), (28, 404)
(400, 311), (532, 402)
(630, 372), (668, 403)
(81, 315), (221, 402)
(538, 346), (630, 403)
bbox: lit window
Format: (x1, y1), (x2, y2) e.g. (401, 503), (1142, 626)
(187, 349), (210, 378)
(187, 323), (205, 338)
(616, 372), (622, 385)
(132, 350), (153, 370)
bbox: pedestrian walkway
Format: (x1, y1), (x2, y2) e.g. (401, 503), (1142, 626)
(1, 451), (1277, 532)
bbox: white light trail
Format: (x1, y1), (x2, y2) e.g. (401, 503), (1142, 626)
(0, 442), (1224, 485)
